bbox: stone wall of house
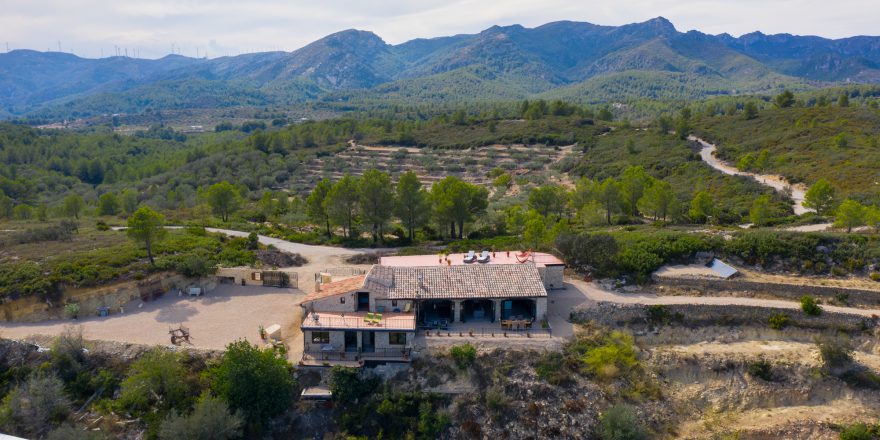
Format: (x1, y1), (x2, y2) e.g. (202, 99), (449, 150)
(653, 276), (880, 307)
(304, 292), (357, 313)
(572, 302), (876, 332)
(539, 265), (565, 290)
(303, 329), (345, 353)
(375, 330), (412, 351)
(374, 299), (412, 313)
(535, 297), (548, 321)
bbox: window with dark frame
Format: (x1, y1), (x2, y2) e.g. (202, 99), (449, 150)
(311, 331), (330, 344)
(389, 332), (407, 345)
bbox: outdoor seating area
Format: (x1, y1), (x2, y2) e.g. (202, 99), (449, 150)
(501, 318), (534, 330)
(303, 311), (416, 331)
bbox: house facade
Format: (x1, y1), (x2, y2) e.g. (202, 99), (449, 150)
(298, 251), (563, 366)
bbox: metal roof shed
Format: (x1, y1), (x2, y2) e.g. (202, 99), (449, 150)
(707, 259), (738, 279)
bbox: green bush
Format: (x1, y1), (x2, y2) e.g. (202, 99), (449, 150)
(839, 422), (878, 440)
(747, 358), (773, 381)
(801, 295), (823, 316)
(598, 404), (648, 440)
(583, 331), (639, 381)
(450, 343), (477, 369)
(768, 313), (790, 330)
(158, 394), (243, 440)
(816, 335), (854, 370)
(208, 340), (294, 426)
(328, 366), (378, 405)
(118, 349), (192, 415)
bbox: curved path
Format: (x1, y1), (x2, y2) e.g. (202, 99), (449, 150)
(689, 136), (812, 215)
(568, 279), (880, 317)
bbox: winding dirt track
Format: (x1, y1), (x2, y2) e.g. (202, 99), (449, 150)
(690, 136), (812, 215)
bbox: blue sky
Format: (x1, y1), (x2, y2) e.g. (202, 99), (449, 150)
(1, 0), (878, 59)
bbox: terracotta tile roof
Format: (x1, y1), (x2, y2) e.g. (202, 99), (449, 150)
(301, 311), (415, 331)
(300, 275), (365, 303)
(379, 251), (564, 267)
(365, 263), (547, 300)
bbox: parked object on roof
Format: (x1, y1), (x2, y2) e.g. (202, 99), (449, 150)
(477, 250), (490, 263)
(264, 324), (282, 341)
(707, 259), (738, 279)
(463, 250), (476, 263)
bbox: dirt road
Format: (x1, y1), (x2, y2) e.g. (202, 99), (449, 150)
(568, 279), (880, 317)
(690, 136), (812, 215)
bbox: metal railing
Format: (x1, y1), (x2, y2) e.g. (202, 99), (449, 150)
(303, 314), (416, 330)
(314, 267), (367, 281)
(302, 347), (411, 362)
(422, 326), (553, 338)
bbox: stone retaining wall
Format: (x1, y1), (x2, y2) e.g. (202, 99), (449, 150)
(1, 273), (206, 323)
(654, 276), (880, 307)
(572, 302), (877, 332)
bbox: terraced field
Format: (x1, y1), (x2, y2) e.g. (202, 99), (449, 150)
(288, 141), (575, 194)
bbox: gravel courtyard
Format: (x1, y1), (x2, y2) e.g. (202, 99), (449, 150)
(0, 284), (305, 351)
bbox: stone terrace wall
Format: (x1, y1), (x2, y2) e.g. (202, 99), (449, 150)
(654, 276), (880, 308)
(573, 302), (877, 332)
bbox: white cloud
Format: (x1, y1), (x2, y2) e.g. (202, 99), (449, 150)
(0, 0), (877, 59)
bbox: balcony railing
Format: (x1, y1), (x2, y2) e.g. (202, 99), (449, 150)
(302, 313), (416, 330)
(302, 347), (411, 362)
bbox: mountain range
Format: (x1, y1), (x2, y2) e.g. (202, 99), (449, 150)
(2, 17), (880, 120)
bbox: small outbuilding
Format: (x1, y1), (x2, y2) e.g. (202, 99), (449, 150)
(707, 259), (738, 279)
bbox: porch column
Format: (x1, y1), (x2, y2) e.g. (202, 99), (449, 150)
(494, 299), (502, 321)
(453, 300), (462, 322)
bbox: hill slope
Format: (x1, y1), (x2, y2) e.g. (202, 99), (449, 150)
(3, 17), (880, 119)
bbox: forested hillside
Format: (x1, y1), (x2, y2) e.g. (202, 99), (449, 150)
(694, 97), (880, 201)
(4, 17), (880, 121)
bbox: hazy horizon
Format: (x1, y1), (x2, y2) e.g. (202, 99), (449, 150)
(2, 0), (879, 60)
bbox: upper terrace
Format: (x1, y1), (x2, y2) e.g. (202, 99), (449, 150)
(379, 251), (563, 268)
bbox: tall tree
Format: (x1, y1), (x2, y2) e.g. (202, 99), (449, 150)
(638, 180), (675, 221)
(326, 175), (360, 239)
(804, 178), (837, 215)
(620, 166), (652, 217)
(126, 206), (167, 265)
(430, 176), (488, 239)
(528, 185), (567, 219)
(62, 194), (85, 219)
(205, 181), (241, 222)
(689, 191), (714, 223)
(98, 192), (120, 216)
(306, 178), (332, 237)
(596, 178), (621, 225)
(394, 171), (429, 241)
(774, 90), (795, 108)
(742, 102), (759, 120)
(120, 189), (139, 214)
(834, 199), (866, 233)
(749, 194), (773, 225)
(359, 169), (394, 243)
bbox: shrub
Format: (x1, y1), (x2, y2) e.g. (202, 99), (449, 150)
(839, 422), (878, 440)
(768, 313), (790, 330)
(208, 340), (294, 426)
(816, 335), (854, 370)
(535, 352), (569, 386)
(158, 395), (243, 440)
(583, 331), (639, 381)
(747, 358), (774, 381)
(871, 272), (880, 282)
(646, 305), (671, 325)
(450, 343), (477, 369)
(328, 366), (378, 405)
(598, 404), (648, 440)
(118, 349), (192, 414)
(484, 386), (510, 418)
(0, 373), (71, 438)
(801, 295), (823, 316)
(63, 303), (80, 320)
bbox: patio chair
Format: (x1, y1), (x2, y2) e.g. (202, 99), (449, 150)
(463, 250), (476, 263)
(402, 302), (412, 313)
(364, 312), (375, 325)
(372, 313), (383, 325)
(477, 250), (490, 263)
(501, 320), (511, 330)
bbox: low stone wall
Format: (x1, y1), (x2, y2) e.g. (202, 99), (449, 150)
(572, 302), (877, 332)
(654, 276), (880, 308)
